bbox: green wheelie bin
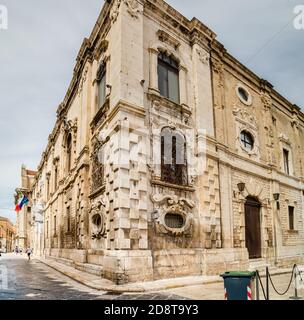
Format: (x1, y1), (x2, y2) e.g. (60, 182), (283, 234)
(221, 271), (256, 300)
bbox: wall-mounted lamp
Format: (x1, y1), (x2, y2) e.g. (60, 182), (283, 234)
(237, 182), (246, 192)
(273, 193), (280, 210)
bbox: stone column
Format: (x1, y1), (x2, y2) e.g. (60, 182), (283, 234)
(148, 48), (159, 94)
(179, 65), (188, 107)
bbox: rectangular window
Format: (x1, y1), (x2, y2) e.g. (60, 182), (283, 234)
(67, 207), (70, 232)
(283, 149), (290, 175)
(97, 64), (106, 109)
(46, 221), (49, 238)
(54, 216), (57, 234)
(47, 177), (50, 199)
(288, 206), (295, 230)
(158, 53), (180, 104)
(54, 166), (58, 190)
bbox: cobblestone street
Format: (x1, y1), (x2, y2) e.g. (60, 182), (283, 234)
(0, 254), (185, 300)
(0, 253), (303, 300)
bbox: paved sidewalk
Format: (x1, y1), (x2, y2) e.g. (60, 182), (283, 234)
(36, 255), (304, 300)
(164, 271), (304, 300)
(36, 256), (221, 293)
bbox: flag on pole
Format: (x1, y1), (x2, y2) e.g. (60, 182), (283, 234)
(15, 195), (29, 213)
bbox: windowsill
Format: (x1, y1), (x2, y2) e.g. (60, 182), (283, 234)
(90, 97), (110, 129)
(151, 179), (195, 192)
(147, 90), (191, 116)
(89, 184), (106, 198)
(288, 229), (298, 234)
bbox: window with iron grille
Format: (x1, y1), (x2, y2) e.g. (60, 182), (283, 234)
(161, 127), (188, 185)
(165, 213), (185, 229)
(158, 52), (180, 104)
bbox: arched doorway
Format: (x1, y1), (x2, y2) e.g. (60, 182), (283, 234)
(245, 196), (262, 259)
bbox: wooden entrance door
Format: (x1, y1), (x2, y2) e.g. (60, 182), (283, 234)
(245, 197), (262, 259)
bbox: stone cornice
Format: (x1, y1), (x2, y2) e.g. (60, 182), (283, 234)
(144, 0), (216, 48)
(211, 40), (304, 125)
(35, 3), (115, 179)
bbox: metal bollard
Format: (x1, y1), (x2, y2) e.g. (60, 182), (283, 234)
(290, 267), (303, 300)
(255, 270), (260, 301)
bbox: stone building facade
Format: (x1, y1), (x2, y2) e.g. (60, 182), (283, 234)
(0, 217), (16, 253)
(26, 0), (304, 283)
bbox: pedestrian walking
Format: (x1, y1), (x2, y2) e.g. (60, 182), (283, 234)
(26, 247), (33, 260)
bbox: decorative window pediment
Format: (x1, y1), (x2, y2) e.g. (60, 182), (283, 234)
(157, 30), (181, 50)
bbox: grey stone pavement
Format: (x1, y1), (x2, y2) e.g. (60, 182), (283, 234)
(0, 254), (186, 300)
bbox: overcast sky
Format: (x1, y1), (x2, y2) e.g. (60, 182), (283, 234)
(0, 0), (303, 223)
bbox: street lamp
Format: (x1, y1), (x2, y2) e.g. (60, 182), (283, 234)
(273, 193), (280, 210)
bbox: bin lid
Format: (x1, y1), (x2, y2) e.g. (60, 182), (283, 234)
(220, 271), (256, 278)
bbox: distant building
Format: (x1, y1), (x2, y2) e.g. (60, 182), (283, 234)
(14, 165), (36, 250)
(0, 217), (16, 253)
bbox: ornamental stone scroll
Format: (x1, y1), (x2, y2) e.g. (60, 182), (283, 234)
(89, 199), (107, 240)
(151, 194), (194, 236)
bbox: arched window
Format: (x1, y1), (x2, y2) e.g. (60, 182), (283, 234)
(158, 52), (180, 104)
(161, 127), (187, 185)
(66, 133), (72, 172)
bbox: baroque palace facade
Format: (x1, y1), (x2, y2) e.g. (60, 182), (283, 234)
(18, 0), (304, 283)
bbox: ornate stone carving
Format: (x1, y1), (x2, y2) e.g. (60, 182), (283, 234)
(265, 126), (276, 166)
(196, 48), (210, 64)
(278, 133), (291, 145)
(233, 108), (260, 158)
(78, 66), (89, 96)
(157, 30), (181, 50)
(233, 108), (258, 129)
(151, 194), (194, 236)
(94, 39), (109, 61)
(212, 59), (224, 74)
(261, 92), (272, 111)
(124, 0), (142, 19)
(110, 0), (122, 24)
(89, 199), (106, 240)
(91, 135), (104, 193)
(62, 117), (78, 135)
